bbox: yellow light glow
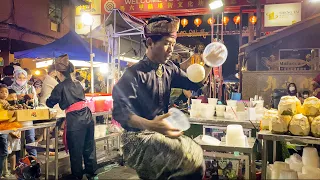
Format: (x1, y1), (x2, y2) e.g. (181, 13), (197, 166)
(35, 70), (41, 75)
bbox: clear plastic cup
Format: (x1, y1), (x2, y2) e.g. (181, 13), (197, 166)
(165, 108), (190, 131)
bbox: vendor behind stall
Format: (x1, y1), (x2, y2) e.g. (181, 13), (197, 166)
(112, 15), (213, 179)
(46, 54), (96, 179)
(34, 67), (65, 142)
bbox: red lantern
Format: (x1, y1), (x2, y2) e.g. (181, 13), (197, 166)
(249, 15), (257, 25)
(181, 18), (188, 28)
(194, 18), (202, 27)
(223, 16), (229, 26)
(233, 15), (240, 25)
(207, 17), (216, 25)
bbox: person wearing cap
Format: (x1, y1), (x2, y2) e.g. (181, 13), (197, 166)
(46, 54), (96, 180)
(112, 15), (213, 179)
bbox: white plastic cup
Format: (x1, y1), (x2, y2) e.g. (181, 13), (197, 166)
(216, 111), (224, 117)
(216, 105), (226, 112)
(208, 98), (218, 105)
(191, 99), (202, 104)
(227, 100), (237, 107)
(165, 108), (190, 131)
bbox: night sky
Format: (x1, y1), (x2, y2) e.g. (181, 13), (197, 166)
(176, 13), (250, 78)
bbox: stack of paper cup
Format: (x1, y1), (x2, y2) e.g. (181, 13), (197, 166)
(226, 125), (248, 147)
(227, 100), (237, 107)
(202, 104), (215, 119)
(279, 170), (298, 179)
(208, 98), (218, 105)
(216, 105), (226, 117)
(302, 147), (320, 168)
(271, 162), (290, 179)
(191, 99), (202, 104)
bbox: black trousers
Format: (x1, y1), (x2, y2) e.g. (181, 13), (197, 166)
(67, 121), (97, 179)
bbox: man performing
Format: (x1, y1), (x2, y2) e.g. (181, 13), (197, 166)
(112, 15), (212, 179)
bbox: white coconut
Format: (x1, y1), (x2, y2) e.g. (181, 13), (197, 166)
(186, 64), (205, 83)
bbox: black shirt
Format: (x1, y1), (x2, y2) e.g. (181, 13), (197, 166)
(46, 78), (91, 131)
(112, 56), (202, 131)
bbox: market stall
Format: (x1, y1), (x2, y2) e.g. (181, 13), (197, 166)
(0, 107), (58, 179)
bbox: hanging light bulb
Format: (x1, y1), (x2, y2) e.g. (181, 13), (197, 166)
(194, 18), (202, 27)
(207, 17), (216, 25)
(249, 15), (257, 25)
(181, 18), (188, 28)
(223, 16), (229, 26)
(233, 15), (240, 25)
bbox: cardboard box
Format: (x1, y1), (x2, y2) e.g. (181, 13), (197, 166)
(15, 109), (50, 121)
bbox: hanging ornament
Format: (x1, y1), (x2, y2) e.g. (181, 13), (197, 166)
(223, 16), (229, 26)
(194, 18), (202, 27)
(233, 15), (240, 25)
(207, 17), (216, 25)
(249, 15), (257, 25)
(181, 18), (188, 28)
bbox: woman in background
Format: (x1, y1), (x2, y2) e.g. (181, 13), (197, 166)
(287, 83), (298, 97)
(8, 68), (37, 158)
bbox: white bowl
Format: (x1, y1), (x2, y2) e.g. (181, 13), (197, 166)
(165, 108), (190, 131)
(203, 42), (228, 67)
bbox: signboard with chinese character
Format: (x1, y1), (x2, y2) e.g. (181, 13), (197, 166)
(76, 0), (101, 15)
(264, 3), (301, 27)
(101, 0), (265, 14)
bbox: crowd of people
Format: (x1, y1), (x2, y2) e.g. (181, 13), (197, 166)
(0, 56), (97, 179)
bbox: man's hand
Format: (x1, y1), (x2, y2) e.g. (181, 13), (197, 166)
(147, 113), (183, 138)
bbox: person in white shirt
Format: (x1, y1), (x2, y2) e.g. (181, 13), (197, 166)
(34, 66), (65, 141)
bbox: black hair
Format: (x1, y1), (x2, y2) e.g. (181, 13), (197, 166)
(24, 68), (31, 75)
(0, 84), (7, 89)
(3, 65), (14, 76)
(60, 63), (75, 79)
(75, 71), (80, 77)
(143, 35), (164, 48)
(287, 83), (297, 95)
(8, 89), (16, 94)
(302, 90), (310, 95)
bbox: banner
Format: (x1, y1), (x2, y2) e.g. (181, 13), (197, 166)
(101, 0), (264, 14)
(76, 0), (101, 15)
(264, 3), (301, 27)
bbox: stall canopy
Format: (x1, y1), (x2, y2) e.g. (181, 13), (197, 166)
(14, 30), (127, 67)
(89, 9), (146, 62)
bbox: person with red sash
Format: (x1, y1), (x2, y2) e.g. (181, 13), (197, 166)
(46, 54), (97, 179)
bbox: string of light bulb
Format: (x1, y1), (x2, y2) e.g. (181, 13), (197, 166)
(180, 15), (257, 28)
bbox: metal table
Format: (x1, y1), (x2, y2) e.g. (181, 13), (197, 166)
(258, 130), (320, 180)
(201, 138), (257, 179)
(92, 111), (111, 124)
(0, 121), (57, 180)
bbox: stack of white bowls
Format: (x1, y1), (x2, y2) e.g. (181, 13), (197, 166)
(225, 125), (248, 147)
